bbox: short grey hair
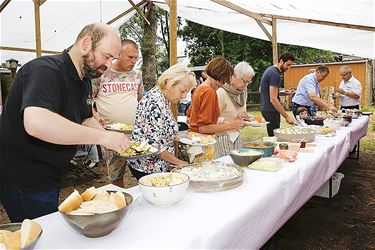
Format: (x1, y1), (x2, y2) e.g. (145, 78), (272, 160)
(340, 65), (352, 73)
(234, 62), (255, 78)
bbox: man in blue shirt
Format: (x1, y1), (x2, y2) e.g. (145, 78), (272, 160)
(292, 65), (337, 117)
(260, 52), (296, 136)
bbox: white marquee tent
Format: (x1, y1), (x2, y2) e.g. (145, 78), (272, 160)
(0, 0), (374, 65)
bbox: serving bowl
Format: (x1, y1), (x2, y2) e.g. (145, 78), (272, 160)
(302, 117), (325, 126)
(242, 141), (277, 157)
(229, 149), (263, 166)
(341, 115), (352, 125)
(0, 222), (42, 250)
(138, 172), (189, 207)
(175, 161), (244, 192)
(60, 191), (133, 238)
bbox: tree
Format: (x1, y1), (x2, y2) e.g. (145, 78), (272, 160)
(118, 5), (173, 90)
(180, 20), (336, 93)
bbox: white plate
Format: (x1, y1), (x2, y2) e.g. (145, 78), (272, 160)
(246, 121), (270, 127)
(179, 138), (217, 146)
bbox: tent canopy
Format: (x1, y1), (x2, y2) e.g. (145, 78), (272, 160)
(0, 0), (374, 65)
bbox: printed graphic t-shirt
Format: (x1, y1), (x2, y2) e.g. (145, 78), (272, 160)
(94, 68), (143, 124)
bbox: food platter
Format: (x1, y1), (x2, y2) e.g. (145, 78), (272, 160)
(104, 123), (133, 134)
(273, 127), (316, 142)
(179, 137), (216, 146)
(173, 161), (244, 192)
(115, 141), (160, 159)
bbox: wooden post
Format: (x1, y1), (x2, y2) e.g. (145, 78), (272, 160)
(169, 0), (177, 66)
(33, 0), (41, 57)
(169, 0), (178, 120)
(272, 16), (278, 64)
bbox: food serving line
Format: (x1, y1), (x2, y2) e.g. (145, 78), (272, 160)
(34, 116), (369, 249)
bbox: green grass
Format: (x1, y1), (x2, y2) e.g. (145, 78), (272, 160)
(359, 138), (375, 151)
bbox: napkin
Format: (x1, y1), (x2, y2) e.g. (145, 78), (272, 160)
(227, 131), (240, 143)
(187, 146), (204, 163)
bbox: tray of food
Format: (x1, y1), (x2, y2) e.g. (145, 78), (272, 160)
(104, 123), (133, 134)
(173, 161), (244, 192)
(115, 141), (159, 159)
(245, 114), (269, 127)
(179, 133), (216, 146)
(273, 127), (316, 142)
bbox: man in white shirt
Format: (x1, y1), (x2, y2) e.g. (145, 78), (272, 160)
(337, 65), (362, 110)
(92, 39), (143, 187)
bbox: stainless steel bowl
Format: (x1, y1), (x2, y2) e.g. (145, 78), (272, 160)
(0, 222), (42, 249)
(60, 191), (133, 238)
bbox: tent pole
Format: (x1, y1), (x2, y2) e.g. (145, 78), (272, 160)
(0, 0), (11, 13)
(169, 0), (177, 66)
(33, 0), (42, 57)
(272, 17), (278, 64)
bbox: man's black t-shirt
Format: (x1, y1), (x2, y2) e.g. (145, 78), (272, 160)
(260, 66), (281, 112)
(0, 50), (92, 191)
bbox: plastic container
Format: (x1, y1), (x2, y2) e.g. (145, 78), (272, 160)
(315, 172), (344, 198)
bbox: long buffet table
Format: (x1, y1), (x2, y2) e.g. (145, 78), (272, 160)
(35, 116), (369, 249)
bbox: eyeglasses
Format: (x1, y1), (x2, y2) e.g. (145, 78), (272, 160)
(241, 77), (252, 85)
(339, 72), (350, 77)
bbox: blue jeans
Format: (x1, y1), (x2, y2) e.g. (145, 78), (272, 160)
(1, 185), (59, 222)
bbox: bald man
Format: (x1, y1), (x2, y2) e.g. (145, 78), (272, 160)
(0, 23), (130, 222)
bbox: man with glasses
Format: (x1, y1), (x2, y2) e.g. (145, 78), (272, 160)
(292, 65), (338, 117)
(260, 52), (297, 136)
(337, 65), (361, 110)
(0, 23), (130, 222)
(92, 39), (143, 187)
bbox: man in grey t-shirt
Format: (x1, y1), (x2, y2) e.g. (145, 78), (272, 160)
(260, 52), (296, 136)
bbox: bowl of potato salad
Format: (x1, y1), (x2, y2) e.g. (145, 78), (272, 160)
(138, 173), (190, 207)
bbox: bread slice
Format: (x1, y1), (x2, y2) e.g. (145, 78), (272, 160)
(58, 189), (83, 213)
(20, 219), (41, 248)
(92, 190), (110, 201)
(1, 229), (21, 250)
(109, 191), (127, 209)
(81, 186), (97, 201)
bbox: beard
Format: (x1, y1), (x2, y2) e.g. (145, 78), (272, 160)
(82, 51), (108, 79)
(280, 63), (289, 73)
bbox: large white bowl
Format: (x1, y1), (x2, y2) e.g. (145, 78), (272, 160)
(138, 172), (190, 207)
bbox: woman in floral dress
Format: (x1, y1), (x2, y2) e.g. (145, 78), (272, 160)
(127, 64), (196, 179)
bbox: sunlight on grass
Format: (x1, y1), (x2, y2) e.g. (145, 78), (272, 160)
(360, 138), (375, 151)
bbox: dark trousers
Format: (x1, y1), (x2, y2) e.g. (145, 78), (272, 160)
(128, 166), (149, 180)
(341, 105), (360, 110)
(261, 111), (280, 136)
(291, 102), (312, 117)
(1, 185), (59, 222)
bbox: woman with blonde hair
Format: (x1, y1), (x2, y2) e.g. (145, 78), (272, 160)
(127, 64), (196, 179)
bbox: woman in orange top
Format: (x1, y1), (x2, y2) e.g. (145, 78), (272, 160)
(188, 57), (245, 160)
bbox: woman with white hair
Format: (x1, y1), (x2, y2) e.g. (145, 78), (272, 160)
(216, 61), (255, 157)
(127, 64), (196, 179)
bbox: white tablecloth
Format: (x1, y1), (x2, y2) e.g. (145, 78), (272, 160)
(35, 116), (369, 249)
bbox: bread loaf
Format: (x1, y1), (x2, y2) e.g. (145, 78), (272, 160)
(58, 189), (83, 213)
(109, 191), (127, 209)
(81, 186), (97, 201)
(20, 219), (42, 248)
